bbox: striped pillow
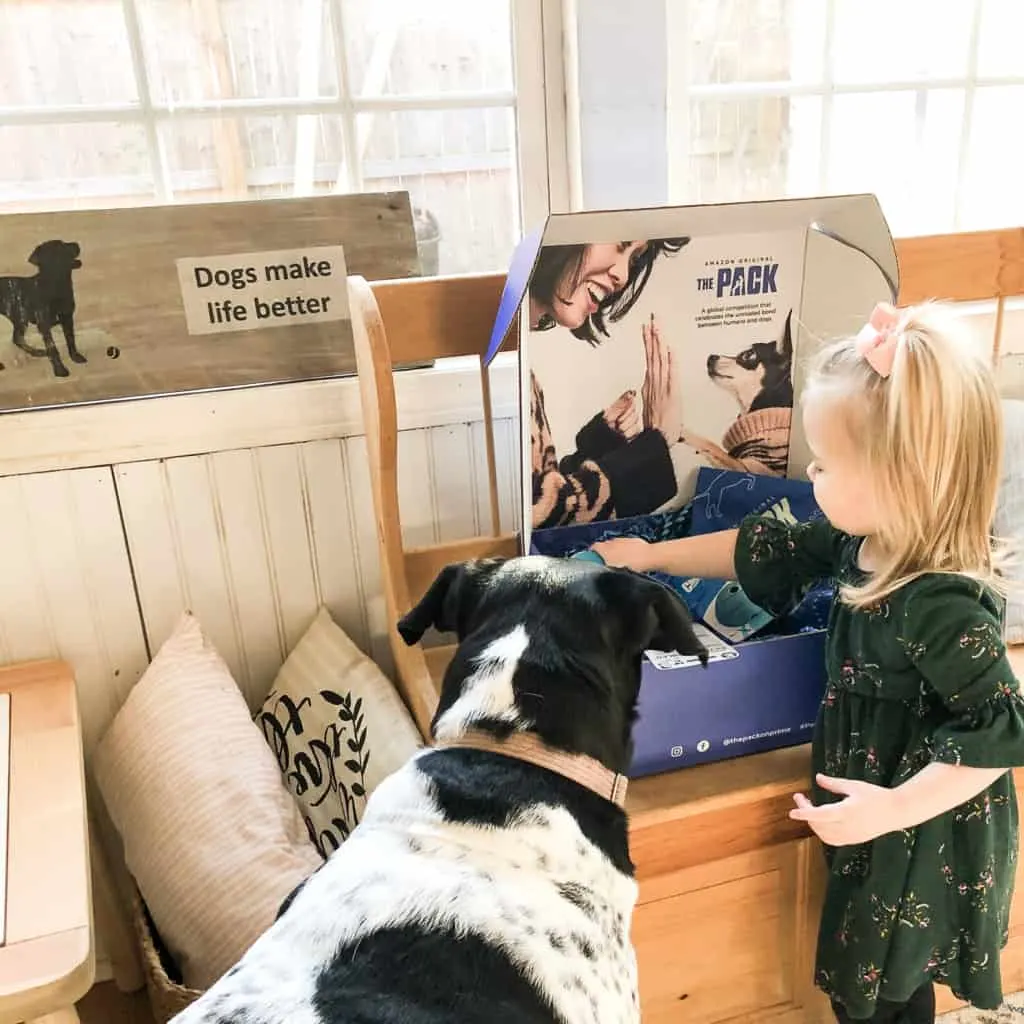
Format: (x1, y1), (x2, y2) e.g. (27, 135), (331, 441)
(94, 613), (321, 990)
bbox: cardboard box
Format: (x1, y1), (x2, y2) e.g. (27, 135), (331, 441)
(530, 468), (834, 775)
(487, 196), (898, 775)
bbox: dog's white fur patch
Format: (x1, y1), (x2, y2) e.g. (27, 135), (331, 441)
(173, 757), (640, 1024)
(498, 556), (586, 586)
(433, 625), (530, 741)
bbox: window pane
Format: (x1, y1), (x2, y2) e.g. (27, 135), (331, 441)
(158, 115), (347, 201)
(825, 90), (963, 236)
(342, 0), (513, 95)
(0, 0), (139, 106)
(136, 0), (339, 103)
(672, 96), (822, 204)
(683, 0), (826, 85)
(833, 0), (973, 82)
(959, 87), (1024, 230)
(0, 123), (154, 211)
(977, 0), (1024, 77)
(357, 107), (518, 274)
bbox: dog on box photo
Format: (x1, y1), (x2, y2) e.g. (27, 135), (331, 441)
(680, 308), (794, 476)
(171, 555), (707, 1024)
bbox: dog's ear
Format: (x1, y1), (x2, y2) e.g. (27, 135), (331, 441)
(598, 570), (708, 665)
(397, 559), (502, 645)
(778, 308), (793, 360)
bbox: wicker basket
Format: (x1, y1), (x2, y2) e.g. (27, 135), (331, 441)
(130, 886), (203, 1024)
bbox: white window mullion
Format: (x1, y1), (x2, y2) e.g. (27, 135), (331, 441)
(294, 0), (327, 197)
(816, 0), (836, 194)
(953, 0), (985, 230)
(120, 0), (170, 201)
(665, 0), (692, 204)
(325, 0), (363, 194)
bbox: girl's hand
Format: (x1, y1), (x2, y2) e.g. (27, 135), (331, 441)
(789, 773), (904, 846)
(591, 537), (655, 572)
(603, 389), (641, 439)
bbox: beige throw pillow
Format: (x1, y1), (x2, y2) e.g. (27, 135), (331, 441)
(94, 613), (321, 990)
(256, 606), (423, 858)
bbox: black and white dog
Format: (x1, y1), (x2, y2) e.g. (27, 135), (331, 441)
(172, 555), (707, 1024)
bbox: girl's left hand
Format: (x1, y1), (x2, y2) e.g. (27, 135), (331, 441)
(789, 773), (904, 846)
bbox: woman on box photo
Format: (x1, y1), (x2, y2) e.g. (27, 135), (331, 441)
(529, 238), (690, 529)
(594, 301), (1024, 1023)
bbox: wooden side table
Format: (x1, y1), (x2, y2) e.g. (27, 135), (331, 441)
(0, 661), (94, 1024)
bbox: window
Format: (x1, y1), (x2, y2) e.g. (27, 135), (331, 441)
(663, 0), (1024, 235)
(0, 0), (525, 274)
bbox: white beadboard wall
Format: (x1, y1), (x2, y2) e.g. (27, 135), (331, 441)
(0, 468), (151, 754)
(0, 361), (520, 759)
(114, 424), (520, 714)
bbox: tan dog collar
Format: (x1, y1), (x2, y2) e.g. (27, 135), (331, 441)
(437, 730), (629, 808)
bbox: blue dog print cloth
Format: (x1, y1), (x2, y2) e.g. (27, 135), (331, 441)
(531, 468), (834, 642)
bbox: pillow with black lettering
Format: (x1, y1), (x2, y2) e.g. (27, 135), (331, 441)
(256, 607), (422, 858)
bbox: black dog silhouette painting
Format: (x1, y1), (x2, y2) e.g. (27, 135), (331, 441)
(0, 239), (85, 378)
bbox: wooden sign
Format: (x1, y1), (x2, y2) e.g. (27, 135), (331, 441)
(0, 192), (419, 412)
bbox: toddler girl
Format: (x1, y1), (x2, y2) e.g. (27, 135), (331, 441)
(594, 302), (1024, 1023)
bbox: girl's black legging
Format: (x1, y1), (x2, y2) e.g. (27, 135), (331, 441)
(831, 981), (935, 1024)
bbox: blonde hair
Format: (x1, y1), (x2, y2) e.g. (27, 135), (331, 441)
(802, 301), (1009, 609)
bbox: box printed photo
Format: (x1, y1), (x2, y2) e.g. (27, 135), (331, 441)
(527, 230), (805, 531)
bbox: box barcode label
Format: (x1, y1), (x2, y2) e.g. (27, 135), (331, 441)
(645, 624), (738, 670)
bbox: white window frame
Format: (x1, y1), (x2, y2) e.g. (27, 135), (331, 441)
(0, 0), (568, 232)
(0, 0), (572, 480)
(664, 0), (1024, 230)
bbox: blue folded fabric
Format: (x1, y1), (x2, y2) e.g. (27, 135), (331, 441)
(531, 467), (834, 642)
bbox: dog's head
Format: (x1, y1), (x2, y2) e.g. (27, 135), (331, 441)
(706, 309), (793, 413)
(398, 555), (707, 771)
(28, 240), (82, 273)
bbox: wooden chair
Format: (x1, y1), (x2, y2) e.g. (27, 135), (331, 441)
(349, 272), (518, 736)
(897, 227), (1024, 361)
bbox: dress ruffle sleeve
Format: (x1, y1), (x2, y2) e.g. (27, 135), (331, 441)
(903, 575), (1024, 769)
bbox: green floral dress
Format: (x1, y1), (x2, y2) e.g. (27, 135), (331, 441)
(735, 514), (1024, 1019)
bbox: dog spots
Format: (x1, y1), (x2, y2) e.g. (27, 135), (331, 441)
(407, 836), (424, 854)
(571, 932), (598, 960)
(433, 626), (530, 741)
(547, 929), (567, 952)
(557, 881), (597, 919)
(312, 923), (559, 1022)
